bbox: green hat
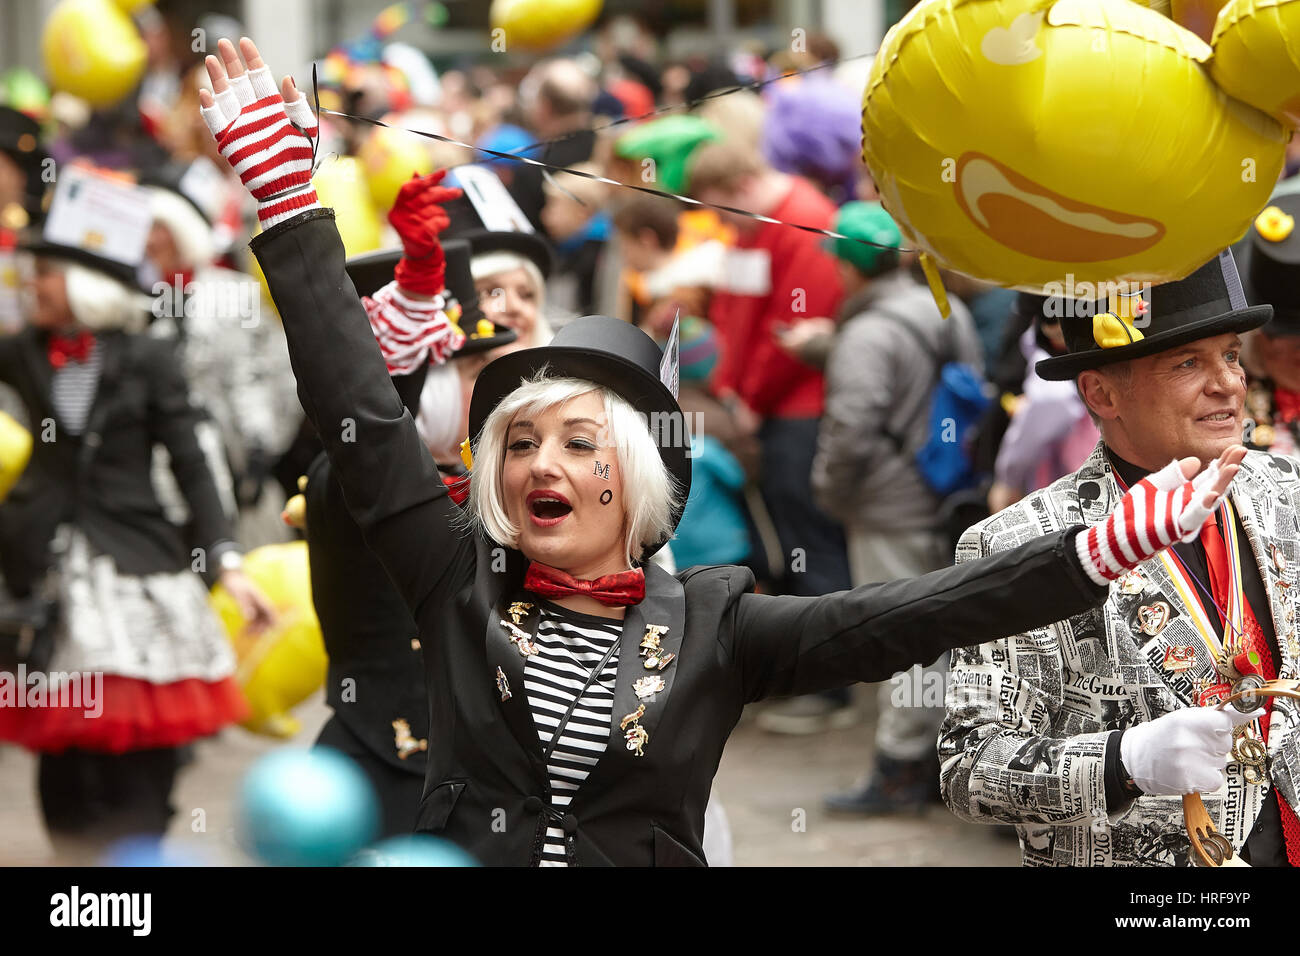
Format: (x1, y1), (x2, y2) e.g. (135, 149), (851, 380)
(614, 115), (720, 195)
(826, 201), (902, 278)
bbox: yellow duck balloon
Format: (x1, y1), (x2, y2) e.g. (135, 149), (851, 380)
(862, 0), (1297, 293)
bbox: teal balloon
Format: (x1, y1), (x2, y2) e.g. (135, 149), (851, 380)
(352, 835), (478, 867)
(237, 748), (380, 866)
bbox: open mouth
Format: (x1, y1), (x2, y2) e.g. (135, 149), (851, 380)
(1197, 411), (1238, 427)
(527, 490), (573, 526)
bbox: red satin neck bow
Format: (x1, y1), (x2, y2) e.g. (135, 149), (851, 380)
(523, 562), (646, 607)
(47, 331), (95, 369)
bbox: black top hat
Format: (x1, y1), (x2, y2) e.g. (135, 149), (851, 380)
(1241, 194), (1300, 336)
(1036, 250), (1273, 381)
(18, 233), (141, 289)
(138, 163), (213, 225)
(439, 169), (555, 278)
(344, 240), (516, 357)
(468, 315), (692, 558)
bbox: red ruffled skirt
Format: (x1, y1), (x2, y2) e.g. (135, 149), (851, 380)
(0, 673), (248, 754)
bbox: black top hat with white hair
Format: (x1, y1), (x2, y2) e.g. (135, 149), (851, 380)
(441, 165), (555, 278)
(1036, 250), (1273, 380)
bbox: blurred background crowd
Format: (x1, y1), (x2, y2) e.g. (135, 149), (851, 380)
(2, 0), (1300, 866)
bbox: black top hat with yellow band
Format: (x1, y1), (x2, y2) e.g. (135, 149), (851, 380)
(344, 239), (516, 356)
(1242, 195), (1300, 336)
(1035, 250), (1273, 381)
(468, 315), (691, 559)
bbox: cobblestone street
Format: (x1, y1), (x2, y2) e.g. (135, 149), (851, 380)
(0, 688), (1018, 867)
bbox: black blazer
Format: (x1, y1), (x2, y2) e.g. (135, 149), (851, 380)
(253, 210), (1108, 866)
(0, 328), (234, 594)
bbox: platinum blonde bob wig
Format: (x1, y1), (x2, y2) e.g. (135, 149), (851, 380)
(464, 369), (681, 566)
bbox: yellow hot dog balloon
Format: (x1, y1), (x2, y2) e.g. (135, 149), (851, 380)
(210, 541), (326, 738)
(862, 0), (1288, 293)
(1212, 0), (1300, 128)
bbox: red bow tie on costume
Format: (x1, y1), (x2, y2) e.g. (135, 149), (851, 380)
(441, 473), (470, 507)
(47, 331), (95, 369)
(523, 562), (646, 607)
(1274, 386), (1300, 425)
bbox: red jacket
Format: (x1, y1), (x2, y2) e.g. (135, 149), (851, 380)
(708, 177), (844, 419)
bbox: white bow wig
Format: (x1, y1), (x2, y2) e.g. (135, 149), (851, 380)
(464, 371), (680, 567)
(147, 186), (215, 269)
(64, 262), (147, 333)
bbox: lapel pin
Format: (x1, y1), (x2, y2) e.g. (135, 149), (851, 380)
(496, 666), (512, 702)
(620, 704), (649, 757)
(1161, 645), (1195, 671)
(501, 619), (539, 656)
(634, 675), (665, 700)
(640, 624), (669, 657)
(392, 718), (428, 760)
(507, 601), (534, 625)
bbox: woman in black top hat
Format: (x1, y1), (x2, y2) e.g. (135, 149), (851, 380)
(202, 38), (1243, 865)
(306, 171), (519, 837)
(0, 169), (272, 859)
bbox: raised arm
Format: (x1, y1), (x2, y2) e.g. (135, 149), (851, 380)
(200, 38), (470, 615)
(729, 446), (1245, 702)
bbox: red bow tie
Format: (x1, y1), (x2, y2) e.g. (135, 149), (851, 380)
(523, 562), (646, 607)
(441, 473), (470, 507)
(47, 331), (95, 369)
(1275, 386), (1300, 425)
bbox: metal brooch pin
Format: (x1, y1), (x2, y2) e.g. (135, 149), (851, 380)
(620, 704), (649, 757)
(496, 666), (512, 702)
(501, 619), (539, 656)
(634, 675), (665, 700)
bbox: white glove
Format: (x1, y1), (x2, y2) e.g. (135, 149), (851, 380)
(1119, 706), (1264, 796)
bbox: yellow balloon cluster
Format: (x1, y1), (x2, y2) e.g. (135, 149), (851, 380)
(210, 541), (327, 739)
(313, 156), (384, 256)
(42, 0), (147, 108)
(490, 0), (604, 51)
(862, 0), (1293, 292)
(0, 411), (32, 503)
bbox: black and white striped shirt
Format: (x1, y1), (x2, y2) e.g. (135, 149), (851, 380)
(525, 602), (624, 867)
(50, 341), (102, 436)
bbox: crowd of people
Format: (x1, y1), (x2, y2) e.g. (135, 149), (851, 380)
(1, 3), (1299, 867)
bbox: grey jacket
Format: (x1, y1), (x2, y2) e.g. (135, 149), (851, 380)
(812, 273), (982, 533)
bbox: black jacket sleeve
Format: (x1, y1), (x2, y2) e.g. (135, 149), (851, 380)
(143, 337), (235, 558)
(250, 209), (473, 617)
(728, 526), (1106, 703)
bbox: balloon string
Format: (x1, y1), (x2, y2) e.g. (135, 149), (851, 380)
(313, 105), (909, 253)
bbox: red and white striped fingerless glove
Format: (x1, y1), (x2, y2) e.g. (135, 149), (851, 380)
(362, 282), (466, 376)
(199, 66), (320, 229)
(1077, 458), (1225, 585)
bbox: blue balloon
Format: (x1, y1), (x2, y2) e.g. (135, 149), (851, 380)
(351, 834), (478, 867)
(237, 748), (380, 867)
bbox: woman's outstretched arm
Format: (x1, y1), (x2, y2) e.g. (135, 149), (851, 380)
(730, 448), (1244, 702)
(201, 38), (472, 616)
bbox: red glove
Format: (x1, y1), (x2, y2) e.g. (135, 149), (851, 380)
(389, 170), (463, 296)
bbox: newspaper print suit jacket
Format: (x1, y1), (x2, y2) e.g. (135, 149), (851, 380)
(941, 443), (1300, 866)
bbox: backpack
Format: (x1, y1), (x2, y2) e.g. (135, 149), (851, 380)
(878, 307), (993, 497)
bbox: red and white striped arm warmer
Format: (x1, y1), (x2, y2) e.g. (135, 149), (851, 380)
(1076, 458), (1224, 585)
(199, 65), (320, 229)
(361, 282), (466, 376)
